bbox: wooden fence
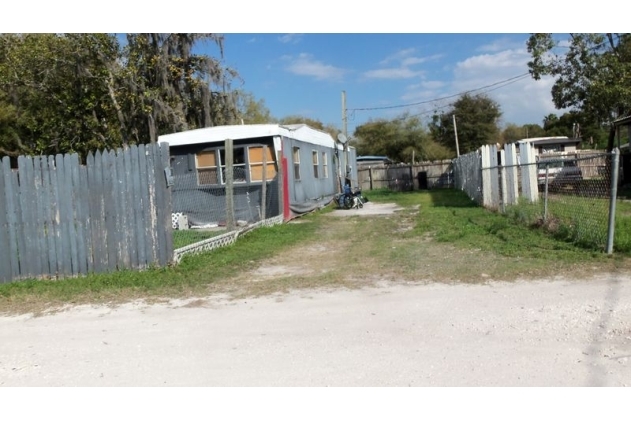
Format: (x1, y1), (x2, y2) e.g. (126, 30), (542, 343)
(357, 160), (453, 191)
(0, 143), (173, 283)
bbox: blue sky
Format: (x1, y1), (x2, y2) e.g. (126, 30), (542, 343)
(214, 33), (561, 134)
(16, 1), (619, 138)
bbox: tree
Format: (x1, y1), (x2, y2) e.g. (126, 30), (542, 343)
(235, 91), (276, 124)
(527, 33), (631, 151)
(0, 33), (240, 158)
(429, 93), (502, 154)
(119, 33), (239, 143)
(353, 114), (451, 163)
(542, 111), (609, 148)
(0, 33), (124, 157)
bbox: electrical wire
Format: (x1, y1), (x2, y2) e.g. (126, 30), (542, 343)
(348, 73), (530, 112)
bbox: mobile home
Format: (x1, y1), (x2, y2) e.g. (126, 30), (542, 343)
(158, 124), (357, 225)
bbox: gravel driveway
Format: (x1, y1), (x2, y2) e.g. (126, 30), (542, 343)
(2, 273), (630, 386)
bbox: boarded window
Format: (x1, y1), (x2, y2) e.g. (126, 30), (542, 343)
(196, 151), (218, 185)
(249, 146), (277, 182)
(312, 150), (319, 178)
(293, 147), (301, 180)
(322, 152), (328, 178)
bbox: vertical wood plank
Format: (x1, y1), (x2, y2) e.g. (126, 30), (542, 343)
(48, 156), (63, 278)
(70, 154), (87, 275)
(159, 142), (173, 264)
(481, 145), (492, 208)
(1, 158), (20, 280)
(153, 142), (168, 266)
(102, 150), (118, 271)
(79, 163), (93, 273)
(18, 155), (39, 277)
(135, 144), (148, 268)
(123, 145), (135, 268)
(91, 151), (107, 272)
(489, 144), (500, 210)
(11, 166), (25, 279)
(55, 154), (72, 276)
(36, 156), (53, 277)
(114, 148), (129, 269)
(124, 145), (142, 268)
(0, 159), (12, 282)
(108, 149), (122, 270)
(144, 144), (158, 266)
(63, 154), (79, 276)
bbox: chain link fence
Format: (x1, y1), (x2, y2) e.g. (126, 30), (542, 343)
(453, 146), (622, 252)
(170, 168), (281, 260)
(511, 152), (615, 250)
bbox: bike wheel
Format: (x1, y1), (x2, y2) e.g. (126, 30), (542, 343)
(343, 195), (353, 209)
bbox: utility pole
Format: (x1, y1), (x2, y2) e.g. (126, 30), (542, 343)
(453, 114), (460, 157)
(341, 90), (348, 139)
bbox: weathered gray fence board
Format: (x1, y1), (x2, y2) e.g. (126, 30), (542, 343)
(131, 147), (149, 268)
(1, 144), (172, 283)
(160, 142), (173, 262)
(64, 154), (80, 275)
(2, 159), (19, 280)
(18, 156), (37, 277)
(47, 155), (63, 275)
(122, 147), (138, 268)
(36, 156), (52, 277)
(489, 144), (500, 209)
(72, 155), (88, 275)
(55, 154), (71, 276)
(145, 144), (158, 265)
(102, 150), (117, 271)
(0, 159), (11, 283)
(91, 151), (107, 272)
(150, 144), (168, 266)
(78, 164), (92, 274)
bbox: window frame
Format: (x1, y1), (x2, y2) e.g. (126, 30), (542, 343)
(293, 146), (301, 181)
(312, 150), (319, 178)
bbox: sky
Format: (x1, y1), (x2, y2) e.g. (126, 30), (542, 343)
(213, 33), (562, 135)
(12, 1), (622, 140)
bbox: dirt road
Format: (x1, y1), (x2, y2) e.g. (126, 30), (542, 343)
(2, 273), (630, 386)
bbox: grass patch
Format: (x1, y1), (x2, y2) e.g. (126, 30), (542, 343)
(173, 229), (226, 249)
(2, 188), (630, 315)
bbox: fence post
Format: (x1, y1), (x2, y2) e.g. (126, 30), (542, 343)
(519, 142), (538, 203)
(225, 138), (235, 231)
(261, 145), (267, 221)
(481, 145), (491, 208)
(606, 148), (620, 254)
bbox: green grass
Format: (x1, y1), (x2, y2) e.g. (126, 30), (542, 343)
(0, 215), (320, 313)
(2, 187), (630, 315)
(173, 229), (226, 249)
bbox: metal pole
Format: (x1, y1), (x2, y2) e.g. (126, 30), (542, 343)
(342, 91), (347, 139)
(544, 164), (549, 223)
(606, 148), (620, 254)
(261, 145), (267, 221)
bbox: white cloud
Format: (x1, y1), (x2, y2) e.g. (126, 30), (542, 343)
(476, 37), (526, 53)
(365, 49), (440, 80)
(278, 34), (303, 44)
(363, 67), (424, 79)
(283, 53), (347, 81)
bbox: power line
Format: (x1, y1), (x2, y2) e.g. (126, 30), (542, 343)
(348, 73), (530, 112)
(353, 72), (531, 123)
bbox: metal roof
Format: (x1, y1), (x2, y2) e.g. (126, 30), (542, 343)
(516, 136), (581, 146)
(158, 124), (340, 149)
(613, 115), (631, 126)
